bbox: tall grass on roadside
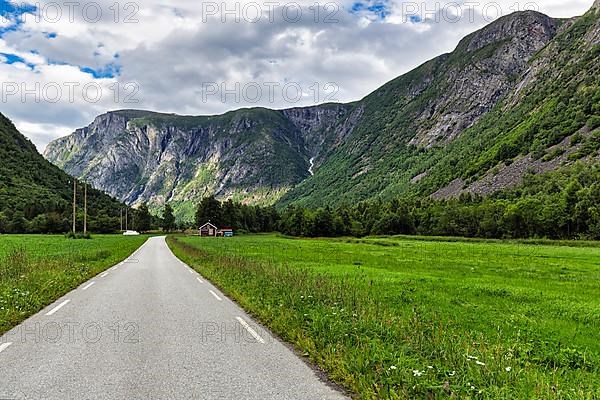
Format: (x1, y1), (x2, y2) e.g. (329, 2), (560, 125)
(168, 235), (600, 400)
(0, 247), (29, 281)
(0, 235), (146, 334)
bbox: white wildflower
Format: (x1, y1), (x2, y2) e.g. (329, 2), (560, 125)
(475, 361), (486, 366)
(389, 365), (397, 371)
(413, 370), (424, 377)
(505, 366), (511, 372)
(448, 371), (456, 376)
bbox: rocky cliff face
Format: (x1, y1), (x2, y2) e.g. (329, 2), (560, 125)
(44, 106), (349, 215)
(279, 10), (577, 206)
(392, 11), (560, 147)
(45, 5), (599, 212)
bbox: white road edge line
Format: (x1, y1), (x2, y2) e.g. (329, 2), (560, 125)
(188, 270), (194, 274)
(46, 300), (71, 316)
(209, 290), (222, 301)
(82, 282), (95, 291)
(236, 317), (265, 344)
(0, 342), (13, 354)
(196, 277), (204, 284)
(100, 272), (109, 278)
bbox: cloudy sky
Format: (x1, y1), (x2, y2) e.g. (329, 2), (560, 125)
(0, 0), (592, 151)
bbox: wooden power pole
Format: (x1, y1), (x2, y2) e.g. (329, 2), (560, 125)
(120, 209), (123, 231)
(72, 180), (77, 233)
(83, 183), (87, 235)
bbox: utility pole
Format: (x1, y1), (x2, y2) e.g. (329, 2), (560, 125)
(125, 208), (128, 231)
(120, 209), (123, 231)
(83, 183), (87, 235)
(72, 179), (77, 234)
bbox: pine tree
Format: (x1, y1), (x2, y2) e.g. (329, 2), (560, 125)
(135, 203), (153, 233)
(195, 196), (223, 227)
(162, 204), (176, 233)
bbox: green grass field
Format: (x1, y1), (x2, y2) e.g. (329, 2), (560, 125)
(168, 234), (600, 399)
(0, 235), (147, 334)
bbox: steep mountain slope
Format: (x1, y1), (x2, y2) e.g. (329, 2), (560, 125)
(282, 6), (599, 206)
(44, 105), (349, 218)
(45, 5), (600, 213)
(0, 113), (129, 233)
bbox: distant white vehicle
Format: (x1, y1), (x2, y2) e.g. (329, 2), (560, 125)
(123, 230), (140, 236)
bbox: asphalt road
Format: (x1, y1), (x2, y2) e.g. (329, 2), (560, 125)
(0, 236), (347, 400)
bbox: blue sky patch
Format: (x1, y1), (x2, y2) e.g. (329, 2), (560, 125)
(1, 52), (25, 64)
(0, 52), (35, 69)
(0, 0), (36, 36)
(350, 0), (391, 20)
(80, 62), (121, 79)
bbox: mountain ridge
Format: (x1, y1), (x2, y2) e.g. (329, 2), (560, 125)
(44, 5), (600, 218)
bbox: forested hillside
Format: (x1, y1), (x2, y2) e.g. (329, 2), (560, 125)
(0, 113), (131, 233)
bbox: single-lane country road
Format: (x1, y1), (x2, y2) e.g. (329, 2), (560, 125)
(0, 236), (347, 400)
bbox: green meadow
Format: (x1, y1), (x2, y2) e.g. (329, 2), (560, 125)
(0, 235), (147, 334)
(168, 234), (600, 399)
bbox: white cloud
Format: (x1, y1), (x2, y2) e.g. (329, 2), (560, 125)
(14, 120), (73, 151)
(0, 0), (593, 151)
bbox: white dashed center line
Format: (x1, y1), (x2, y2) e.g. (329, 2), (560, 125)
(0, 342), (13, 354)
(46, 300), (71, 316)
(236, 317), (265, 344)
(209, 290), (222, 301)
(82, 282), (95, 291)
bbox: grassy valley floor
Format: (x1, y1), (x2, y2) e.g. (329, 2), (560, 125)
(168, 234), (600, 399)
(0, 235), (148, 334)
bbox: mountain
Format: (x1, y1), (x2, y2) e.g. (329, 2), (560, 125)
(44, 105), (350, 218)
(282, 7), (599, 206)
(44, 5), (600, 216)
(0, 113), (130, 233)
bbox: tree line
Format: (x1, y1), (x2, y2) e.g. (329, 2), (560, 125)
(5, 162), (598, 241)
(163, 163), (600, 240)
(277, 164), (600, 240)
(0, 188), (136, 234)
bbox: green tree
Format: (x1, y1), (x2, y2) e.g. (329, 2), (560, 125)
(0, 212), (8, 233)
(162, 204), (176, 233)
(372, 212), (415, 236)
(221, 199), (239, 229)
(135, 203), (153, 233)
(195, 196), (222, 228)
